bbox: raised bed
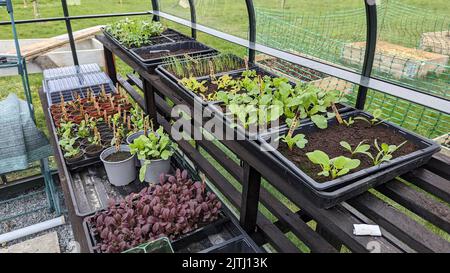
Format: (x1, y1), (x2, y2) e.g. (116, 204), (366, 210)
(420, 31), (450, 55)
(260, 110), (440, 208)
(256, 54), (354, 93)
(341, 41), (449, 79)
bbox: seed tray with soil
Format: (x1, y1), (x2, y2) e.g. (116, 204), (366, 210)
(262, 110), (440, 192)
(130, 41), (217, 70)
(259, 57), (328, 82)
(171, 67), (279, 106)
(157, 54), (250, 83)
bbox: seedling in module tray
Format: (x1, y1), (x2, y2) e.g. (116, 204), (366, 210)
(48, 83), (115, 105)
(159, 54), (249, 81)
(51, 86), (151, 170)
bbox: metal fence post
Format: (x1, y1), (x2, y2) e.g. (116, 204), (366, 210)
(188, 0), (197, 39)
(61, 0), (79, 66)
(355, 0), (378, 110)
(245, 0), (256, 63)
(151, 0), (160, 22)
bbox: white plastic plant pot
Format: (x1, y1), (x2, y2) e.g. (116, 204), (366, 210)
(140, 158), (171, 184)
(100, 145), (136, 186)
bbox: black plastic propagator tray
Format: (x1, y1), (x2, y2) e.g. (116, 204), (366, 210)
(103, 27), (193, 52)
(48, 82), (115, 105)
(130, 40), (216, 64)
(258, 110), (441, 208)
(44, 72), (114, 105)
(157, 63), (354, 139)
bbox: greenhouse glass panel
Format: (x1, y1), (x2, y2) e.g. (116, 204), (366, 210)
(372, 0), (449, 100)
(254, 0), (367, 73)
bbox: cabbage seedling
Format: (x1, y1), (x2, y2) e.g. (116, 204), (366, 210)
(306, 150), (361, 179)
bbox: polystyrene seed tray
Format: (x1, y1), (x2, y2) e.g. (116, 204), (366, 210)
(43, 64), (101, 80)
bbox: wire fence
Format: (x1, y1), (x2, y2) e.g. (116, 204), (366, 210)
(256, 0), (449, 139)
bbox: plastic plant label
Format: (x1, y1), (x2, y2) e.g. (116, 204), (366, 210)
(353, 224), (382, 236)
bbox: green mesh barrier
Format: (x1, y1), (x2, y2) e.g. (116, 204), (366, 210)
(255, 0), (449, 139)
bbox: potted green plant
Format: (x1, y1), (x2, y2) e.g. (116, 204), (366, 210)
(100, 127), (136, 186)
(59, 136), (84, 164)
(129, 126), (177, 183)
(84, 127), (104, 158)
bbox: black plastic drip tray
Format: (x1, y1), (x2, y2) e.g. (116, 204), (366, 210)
(131, 41), (215, 64)
(70, 164), (146, 217)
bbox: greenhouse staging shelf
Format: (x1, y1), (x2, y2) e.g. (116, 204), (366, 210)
(74, 34), (450, 254)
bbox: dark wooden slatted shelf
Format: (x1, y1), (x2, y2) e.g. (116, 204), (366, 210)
(402, 168), (450, 204)
(377, 180), (450, 234)
(41, 34), (449, 253)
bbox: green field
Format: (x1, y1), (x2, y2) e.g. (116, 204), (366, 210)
(0, 0), (449, 252)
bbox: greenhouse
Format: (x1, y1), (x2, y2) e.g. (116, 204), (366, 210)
(0, 0), (449, 257)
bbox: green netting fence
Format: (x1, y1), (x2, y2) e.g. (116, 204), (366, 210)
(255, 0), (449, 139)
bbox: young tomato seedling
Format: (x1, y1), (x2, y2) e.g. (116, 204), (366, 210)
(306, 150), (361, 179)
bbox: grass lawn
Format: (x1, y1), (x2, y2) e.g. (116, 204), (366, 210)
(0, 0), (449, 252)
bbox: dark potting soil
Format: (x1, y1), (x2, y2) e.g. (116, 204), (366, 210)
(260, 58), (327, 82)
(136, 48), (201, 60)
(85, 145), (103, 153)
(105, 151), (132, 162)
(278, 120), (419, 182)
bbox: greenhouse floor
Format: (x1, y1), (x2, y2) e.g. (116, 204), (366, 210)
(0, 184), (77, 253)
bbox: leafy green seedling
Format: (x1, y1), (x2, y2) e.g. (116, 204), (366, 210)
(129, 126), (178, 182)
(241, 70), (257, 78)
(340, 140), (372, 158)
(279, 134), (308, 150)
(180, 77), (208, 96)
(371, 139), (407, 166)
(306, 150), (361, 179)
(343, 117), (355, 127)
(77, 120), (90, 139)
(355, 109), (385, 126)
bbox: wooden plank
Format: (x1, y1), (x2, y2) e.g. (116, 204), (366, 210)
(117, 75), (145, 109)
(426, 153), (450, 180)
(348, 192), (450, 253)
(402, 168), (450, 204)
(9, 26), (103, 59)
(240, 163), (262, 233)
(377, 180), (450, 234)
(104, 46), (117, 85)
